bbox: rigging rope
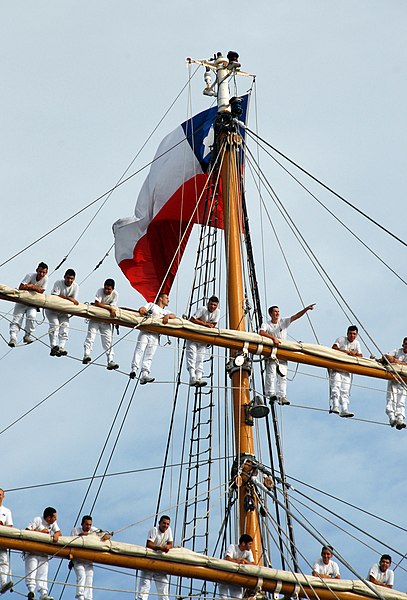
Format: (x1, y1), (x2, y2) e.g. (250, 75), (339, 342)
(245, 129), (407, 287)
(244, 127), (407, 249)
(53, 67), (202, 281)
(244, 145), (398, 367)
(245, 155), (320, 344)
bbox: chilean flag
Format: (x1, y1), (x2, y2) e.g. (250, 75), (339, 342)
(113, 97), (248, 302)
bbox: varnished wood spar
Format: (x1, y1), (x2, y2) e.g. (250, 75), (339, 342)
(0, 288), (404, 383)
(220, 131), (262, 560)
(0, 535), (392, 600)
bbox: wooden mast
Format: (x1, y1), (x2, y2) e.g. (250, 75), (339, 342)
(214, 53), (262, 564)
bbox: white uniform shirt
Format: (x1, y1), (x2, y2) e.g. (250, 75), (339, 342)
(333, 336), (362, 355)
(146, 525), (173, 548)
(51, 279), (79, 300)
(260, 317), (291, 340)
(388, 348), (407, 363)
(71, 525), (101, 537)
(21, 273), (48, 290)
(27, 516), (61, 535)
(225, 543), (254, 563)
(192, 306), (220, 325)
(368, 563), (394, 586)
(95, 288), (118, 306)
(143, 303), (171, 319)
(312, 557), (340, 578)
(0, 506), (13, 526)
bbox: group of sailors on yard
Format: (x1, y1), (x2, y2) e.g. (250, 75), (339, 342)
(0, 493), (396, 599)
(0, 488), (394, 600)
(5, 263), (407, 430)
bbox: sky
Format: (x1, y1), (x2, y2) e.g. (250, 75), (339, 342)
(1, 0), (406, 598)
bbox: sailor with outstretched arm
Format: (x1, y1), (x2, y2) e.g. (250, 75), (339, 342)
(259, 303), (315, 406)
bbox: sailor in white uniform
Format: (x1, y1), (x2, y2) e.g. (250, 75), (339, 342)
(45, 269), (79, 357)
(8, 262), (48, 347)
(137, 516), (173, 600)
(312, 546), (340, 579)
(24, 507), (61, 600)
(130, 293), (176, 384)
(186, 296), (220, 387)
(83, 279), (119, 370)
(0, 488), (13, 594)
(71, 515), (110, 600)
(259, 303), (315, 405)
(383, 338), (407, 429)
(368, 554), (394, 588)
(329, 326), (362, 418)
(218, 534), (255, 599)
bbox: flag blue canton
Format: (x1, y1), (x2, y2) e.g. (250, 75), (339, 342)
(181, 95), (248, 172)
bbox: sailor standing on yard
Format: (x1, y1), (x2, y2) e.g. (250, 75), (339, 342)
(129, 293), (176, 384)
(186, 296), (220, 387)
(24, 506), (61, 600)
(83, 279), (119, 370)
(71, 515), (111, 600)
(329, 325), (362, 418)
(259, 304), (315, 405)
(382, 338), (407, 430)
(46, 269), (79, 357)
(218, 534), (255, 599)
(0, 488), (13, 594)
(136, 516), (173, 600)
(8, 262), (48, 347)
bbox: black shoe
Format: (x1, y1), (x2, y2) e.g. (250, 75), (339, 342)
(50, 345), (59, 356)
(0, 581), (13, 593)
(57, 349), (68, 356)
(82, 355), (91, 364)
(129, 371), (136, 380)
(269, 395), (278, 404)
(107, 361), (119, 370)
(27, 592), (35, 600)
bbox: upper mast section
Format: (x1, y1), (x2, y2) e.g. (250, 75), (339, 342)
(187, 51), (254, 112)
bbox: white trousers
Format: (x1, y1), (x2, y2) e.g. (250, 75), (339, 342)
(137, 570), (169, 600)
(218, 583), (243, 599)
(131, 332), (159, 375)
(84, 321), (114, 363)
(185, 340), (206, 380)
(329, 370), (352, 410)
(74, 561), (94, 600)
(9, 304), (38, 340)
(0, 550), (9, 586)
(386, 381), (406, 420)
(25, 553), (49, 595)
(265, 359), (287, 397)
(46, 309), (70, 349)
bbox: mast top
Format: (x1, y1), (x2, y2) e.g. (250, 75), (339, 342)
(186, 51), (254, 113)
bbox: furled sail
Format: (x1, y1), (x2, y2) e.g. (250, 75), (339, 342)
(0, 283), (405, 383)
(0, 527), (404, 600)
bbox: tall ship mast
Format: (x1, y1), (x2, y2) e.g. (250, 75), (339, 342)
(0, 46), (406, 600)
